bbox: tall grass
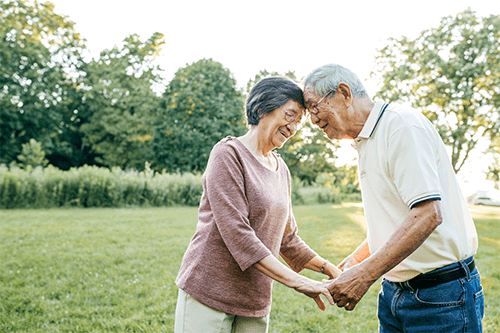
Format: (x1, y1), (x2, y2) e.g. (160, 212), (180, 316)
(0, 165), (360, 209)
(0, 165), (203, 209)
(1, 204), (498, 332)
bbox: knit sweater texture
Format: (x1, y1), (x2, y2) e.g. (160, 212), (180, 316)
(175, 137), (317, 317)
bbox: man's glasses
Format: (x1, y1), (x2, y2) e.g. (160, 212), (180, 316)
(308, 91), (333, 115)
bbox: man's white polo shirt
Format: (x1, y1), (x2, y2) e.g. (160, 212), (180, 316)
(353, 100), (478, 282)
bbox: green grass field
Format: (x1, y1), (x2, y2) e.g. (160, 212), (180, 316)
(1, 204), (499, 332)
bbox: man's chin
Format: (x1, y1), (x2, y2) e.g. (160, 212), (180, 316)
(324, 130), (337, 141)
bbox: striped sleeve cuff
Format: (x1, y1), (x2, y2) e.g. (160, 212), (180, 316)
(409, 195), (441, 209)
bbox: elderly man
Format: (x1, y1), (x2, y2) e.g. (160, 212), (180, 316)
(304, 64), (484, 332)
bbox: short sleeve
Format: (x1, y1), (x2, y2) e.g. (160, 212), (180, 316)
(387, 122), (442, 209)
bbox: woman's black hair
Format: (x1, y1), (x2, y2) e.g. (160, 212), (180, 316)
(245, 76), (305, 125)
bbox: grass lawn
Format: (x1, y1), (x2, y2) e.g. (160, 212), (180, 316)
(0, 204), (499, 332)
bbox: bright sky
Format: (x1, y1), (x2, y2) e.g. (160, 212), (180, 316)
(49, 0), (500, 195)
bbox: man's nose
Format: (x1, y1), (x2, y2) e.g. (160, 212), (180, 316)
(310, 114), (320, 125)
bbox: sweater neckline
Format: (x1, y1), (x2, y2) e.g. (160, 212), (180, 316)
(231, 137), (280, 173)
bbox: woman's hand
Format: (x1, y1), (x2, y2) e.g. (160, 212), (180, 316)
(324, 262), (342, 279)
(292, 277), (335, 311)
(254, 255), (334, 311)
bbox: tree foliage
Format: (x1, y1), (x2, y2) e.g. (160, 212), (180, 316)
(278, 122), (340, 184)
(17, 138), (48, 168)
(372, 9), (500, 173)
(153, 59), (246, 173)
(0, 0), (86, 167)
(79, 33), (164, 170)
(487, 137), (500, 189)
(0, 2), (343, 184)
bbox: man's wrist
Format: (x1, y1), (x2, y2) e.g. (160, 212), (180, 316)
(358, 258), (383, 283)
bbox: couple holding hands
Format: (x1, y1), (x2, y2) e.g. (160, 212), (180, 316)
(174, 64), (483, 333)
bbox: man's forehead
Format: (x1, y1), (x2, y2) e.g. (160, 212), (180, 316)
(303, 88), (320, 104)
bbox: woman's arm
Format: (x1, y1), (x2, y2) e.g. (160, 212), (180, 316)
(254, 255), (334, 311)
(303, 255), (342, 280)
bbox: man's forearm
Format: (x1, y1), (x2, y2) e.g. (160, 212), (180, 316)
(359, 200), (442, 281)
(351, 240), (371, 262)
(339, 239), (371, 270)
(326, 200), (443, 311)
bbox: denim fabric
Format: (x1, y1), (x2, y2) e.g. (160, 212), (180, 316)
(378, 258), (484, 333)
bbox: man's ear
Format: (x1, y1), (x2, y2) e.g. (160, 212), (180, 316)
(337, 83), (353, 107)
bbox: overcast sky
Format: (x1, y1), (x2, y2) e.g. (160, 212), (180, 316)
(49, 0), (499, 91)
(48, 0), (500, 193)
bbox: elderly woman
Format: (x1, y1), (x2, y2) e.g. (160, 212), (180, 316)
(175, 77), (340, 333)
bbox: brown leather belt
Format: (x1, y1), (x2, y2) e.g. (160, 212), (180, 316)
(395, 259), (475, 290)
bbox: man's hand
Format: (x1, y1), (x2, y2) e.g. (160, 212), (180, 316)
(325, 263), (377, 311)
(328, 200), (443, 311)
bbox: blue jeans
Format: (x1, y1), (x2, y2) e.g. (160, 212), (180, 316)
(378, 257), (484, 333)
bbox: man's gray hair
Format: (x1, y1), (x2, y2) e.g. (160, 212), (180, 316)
(304, 64), (368, 98)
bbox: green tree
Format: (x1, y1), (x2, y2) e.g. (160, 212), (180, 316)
(17, 138), (48, 168)
(153, 59), (246, 173)
(278, 122), (339, 184)
(487, 137), (500, 189)
(0, 0), (86, 167)
(79, 33), (164, 170)
(334, 164), (360, 194)
(245, 69), (299, 93)
(245, 70), (340, 183)
(372, 9), (500, 173)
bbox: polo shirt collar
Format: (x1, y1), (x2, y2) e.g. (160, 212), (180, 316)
(357, 100), (389, 139)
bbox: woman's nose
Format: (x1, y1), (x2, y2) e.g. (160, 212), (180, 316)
(287, 122), (298, 134)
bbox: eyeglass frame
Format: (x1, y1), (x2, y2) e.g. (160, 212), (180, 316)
(283, 108), (306, 129)
(308, 90), (334, 115)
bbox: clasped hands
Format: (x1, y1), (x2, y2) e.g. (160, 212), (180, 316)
(296, 256), (375, 312)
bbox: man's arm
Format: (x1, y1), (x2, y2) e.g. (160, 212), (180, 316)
(338, 239), (371, 271)
(327, 200), (442, 311)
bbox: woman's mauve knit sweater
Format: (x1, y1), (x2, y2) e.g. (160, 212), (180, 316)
(175, 137), (317, 317)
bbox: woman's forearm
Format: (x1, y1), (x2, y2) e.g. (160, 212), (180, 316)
(253, 254), (335, 310)
(303, 255), (341, 279)
(254, 255), (302, 288)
